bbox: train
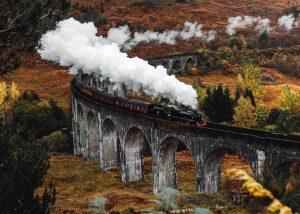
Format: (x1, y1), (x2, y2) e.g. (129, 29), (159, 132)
(72, 79), (207, 127)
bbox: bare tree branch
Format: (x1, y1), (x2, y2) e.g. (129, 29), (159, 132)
(8, 12), (25, 29)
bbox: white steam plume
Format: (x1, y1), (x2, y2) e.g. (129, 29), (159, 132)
(226, 16), (271, 35)
(106, 21), (216, 49)
(107, 25), (131, 46)
(206, 30), (217, 42)
(278, 14), (296, 30)
(37, 18), (198, 108)
(180, 21), (204, 39)
(255, 18), (271, 33)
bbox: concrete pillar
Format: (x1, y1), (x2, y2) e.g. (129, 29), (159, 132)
(203, 151), (225, 192)
(180, 59), (185, 74)
(256, 150), (266, 181)
(72, 98), (79, 155)
(154, 138), (178, 194)
(101, 119), (119, 170)
(195, 153), (205, 193)
(167, 60), (173, 75)
(122, 128), (145, 182)
(87, 112), (100, 160)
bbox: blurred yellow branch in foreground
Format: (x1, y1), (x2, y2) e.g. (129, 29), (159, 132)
(225, 169), (293, 214)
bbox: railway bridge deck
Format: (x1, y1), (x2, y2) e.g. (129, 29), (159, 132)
(71, 75), (300, 194)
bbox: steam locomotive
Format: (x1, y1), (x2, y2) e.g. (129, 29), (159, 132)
(72, 79), (207, 127)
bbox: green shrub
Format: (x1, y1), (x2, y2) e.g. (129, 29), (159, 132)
(154, 27), (165, 33)
(259, 30), (269, 47)
(0, 134), (55, 213)
(43, 131), (69, 152)
(12, 93), (69, 138)
(228, 36), (243, 50)
(271, 53), (300, 78)
(116, 20), (131, 28)
(95, 17), (108, 26)
(248, 38), (258, 49)
(267, 108), (283, 125)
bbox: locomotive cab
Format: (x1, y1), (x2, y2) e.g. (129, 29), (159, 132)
(195, 115), (207, 127)
(149, 105), (168, 119)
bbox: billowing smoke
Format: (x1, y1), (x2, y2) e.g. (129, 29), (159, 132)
(104, 21), (216, 49)
(37, 18), (198, 108)
(206, 30), (217, 42)
(226, 16), (271, 35)
(129, 21), (216, 48)
(278, 14), (297, 30)
(255, 18), (271, 33)
(106, 25), (131, 46)
(127, 29), (179, 47)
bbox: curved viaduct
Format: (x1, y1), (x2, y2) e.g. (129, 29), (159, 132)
(146, 45), (300, 75)
(71, 74), (300, 195)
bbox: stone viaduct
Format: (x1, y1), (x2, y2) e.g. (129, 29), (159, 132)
(71, 73), (300, 195)
(147, 53), (200, 75)
(147, 46), (300, 75)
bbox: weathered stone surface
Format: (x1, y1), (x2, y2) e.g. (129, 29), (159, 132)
(147, 53), (199, 75)
(71, 78), (300, 195)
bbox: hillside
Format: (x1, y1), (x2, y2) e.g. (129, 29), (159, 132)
(38, 152), (252, 213)
(1, 0), (300, 110)
(78, 0), (299, 58)
(1, 53), (72, 109)
(1, 1), (300, 214)
(1, 54), (299, 110)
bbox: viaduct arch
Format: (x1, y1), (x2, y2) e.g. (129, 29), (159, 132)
(71, 74), (300, 194)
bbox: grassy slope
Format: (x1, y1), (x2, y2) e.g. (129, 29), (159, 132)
(0, 54), (72, 110)
(1, 0), (299, 212)
(1, 55), (299, 110)
(0, 0), (299, 109)
(39, 152), (252, 213)
(177, 68), (300, 109)
(99, 0), (291, 58)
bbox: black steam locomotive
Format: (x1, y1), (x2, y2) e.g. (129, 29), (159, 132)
(72, 79), (206, 127)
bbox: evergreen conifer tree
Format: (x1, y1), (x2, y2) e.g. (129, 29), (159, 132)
(202, 85), (234, 123)
(0, 129), (55, 213)
(244, 88), (256, 107)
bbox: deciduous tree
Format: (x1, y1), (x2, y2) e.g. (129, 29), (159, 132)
(280, 85), (300, 113)
(233, 97), (257, 128)
(0, 82), (20, 125)
(237, 64), (264, 102)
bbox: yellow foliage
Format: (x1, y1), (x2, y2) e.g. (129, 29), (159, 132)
(225, 169), (293, 214)
(0, 81), (20, 105)
(0, 81), (8, 105)
(9, 82), (21, 102)
(280, 85), (300, 113)
(233, 97), (257, 128)
(239, 35), (248, 49)
(0, 81), (21, 122)
(195, 86), (206, 105)
(237, 64), (264, 101)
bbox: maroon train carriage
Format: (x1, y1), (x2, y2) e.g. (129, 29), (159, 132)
(92, 89), (115, 106)
(72, 78), (206, 127)
(115, 96), (150, 115)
